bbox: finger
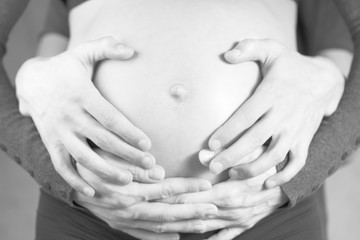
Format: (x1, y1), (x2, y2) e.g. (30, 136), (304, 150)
(265, 141), (308, 188)
(77, 191), (143, 210)
(48, 144), (95, 197)
(132, 219), (207, 234)
(85, 90), (153, 157)
(208, 95), (270, 152)
(82, 116), (155, 169)
(72, 36), (135, 64)
(64, 136), (133, 184)
(207, 227), (245, 240)
(158, 190), (213, 205)
(236, 188), (283, 208)
(229, 146), (266, 179)
(140, 178), (212, 201)
(128, 202), (218, 221)
(209, 116), (274, 175)
(121, 228), (180, 240)
(230, 136), (289, 179)
(217, 203), (272, 220)
(224, 39), (284, 64)
(199, 149), (216, 167)
(96, 149), (164, 183)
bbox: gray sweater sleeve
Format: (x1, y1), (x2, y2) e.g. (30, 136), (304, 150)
(0, 0), (74, 205)
(280, 0), (360, 207)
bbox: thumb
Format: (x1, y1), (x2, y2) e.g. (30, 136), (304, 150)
(224, 39), (284, 65)
(72, 36), (135, 65)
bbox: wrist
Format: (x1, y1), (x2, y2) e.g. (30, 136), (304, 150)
(312, 55), (345, 116)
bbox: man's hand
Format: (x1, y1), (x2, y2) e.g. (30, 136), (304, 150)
(15, 37), (160, 197)
(204, 39), (345, 187)
(74, 149), (217, 238)
(159, 167), (287, 239)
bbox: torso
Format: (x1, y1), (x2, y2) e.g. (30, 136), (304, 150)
(68, 0), (297, 183)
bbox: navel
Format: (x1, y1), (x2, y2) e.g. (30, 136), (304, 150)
(170, 83), (189, 101)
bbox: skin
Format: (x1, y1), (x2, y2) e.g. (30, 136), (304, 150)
(16, 1), (352, 239)
(21, 35), (350, 240)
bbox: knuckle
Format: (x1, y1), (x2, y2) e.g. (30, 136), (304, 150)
(126, 149), (142, 162)
(73, 153), (87, 165)
(186, 182), (200, 193)
(239, 110), (254, 126)
(102, 117), (115, 130)
(193, 222), (206, 234)
(100, 36), (117, 47)
(241, 195), (253, 207)
(224, 209), (241, 220)
(159, 212), (174, 222)
(94, 134), (112, 151)
(264, 39), (284, 51)
(128, 164), (142, 181)
(118, 209), (135, 220)
(53, 161), (66, 173)
(220, 196), (237, 208)
(241, 39), (255, 51)
(153, 224), (166, 233)
(175, 196), (190, 204)
(161, 183), (175, 198)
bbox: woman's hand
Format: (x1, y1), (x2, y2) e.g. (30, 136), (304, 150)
(15, 37), (158, 197)
(159, 166), (287, 239)
(204, 39), (345, 187)
(74, 150), (217, 239)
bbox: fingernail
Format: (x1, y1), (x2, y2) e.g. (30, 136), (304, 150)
(119, 172), (133, 184)
(230, 49), (241, 56)
(148, 166), (165, 181)
(142, 154), (155, 169)
(138, 139), (151, 151)
(210, 162), (223, 175)
(198, 149), (215, 166)
(116, 45), (130, 53)
(194, 222), (206, 233)
(116, 45), (134, 57)
(229, 169), (238, 178)
(84, 187), (95, 198)
(200, 181), (212, 191)
(224, 49), (241, 63)
(209, 139), (222, 151)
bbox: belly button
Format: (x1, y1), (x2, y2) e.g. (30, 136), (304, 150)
(170, 84), (189, 101)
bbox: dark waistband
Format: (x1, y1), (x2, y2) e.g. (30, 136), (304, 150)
(36, 187), (327, 240)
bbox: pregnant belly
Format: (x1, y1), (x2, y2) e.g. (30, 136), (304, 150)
(69, 0), (297, 183)
(94, 60), (260, 183)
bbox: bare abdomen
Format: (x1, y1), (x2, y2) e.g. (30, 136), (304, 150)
(68, 0), (297, 182)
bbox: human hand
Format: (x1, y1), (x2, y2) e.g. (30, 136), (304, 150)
(205, 39), (345, 187)
(74, 149), (217, 239)
(160, 167), (287, 239)
(15, 37), (158, 197)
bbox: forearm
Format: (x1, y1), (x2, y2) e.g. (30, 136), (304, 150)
(0, 0), (73, 205)
(281, 0), (360, 207)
